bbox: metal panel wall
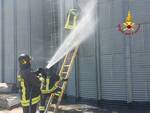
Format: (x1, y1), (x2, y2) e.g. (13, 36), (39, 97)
(43, 0), (60, 65)
(78, 37), (97, 99)
(16, 0), (31, 56)
(130, 3), (150, 101)
(3, 0), (15, 83)
(64, 0), (76, 96)
(129, 0), (150, 102)
(99, 29), (127, 101)
(67, 64), (76, 96)
(98, 0), (150, 102)
(65, 0), (98, 98)
(96, 0), (127, 101)
(0, 0), (44, 83)
(16, 0), (44, 75)
(0, 0), (2, 82)
(30, 0), (44, 69)
(66, 0), (150, 102)
(66, 0), (98, 99)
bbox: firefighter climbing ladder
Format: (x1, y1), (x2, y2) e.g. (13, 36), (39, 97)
(44, 46), (79, 113)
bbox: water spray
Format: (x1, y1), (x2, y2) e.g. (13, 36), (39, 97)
(46, 0), (97, 69)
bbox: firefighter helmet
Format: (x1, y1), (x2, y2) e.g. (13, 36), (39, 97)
(18, 54), (31, 65)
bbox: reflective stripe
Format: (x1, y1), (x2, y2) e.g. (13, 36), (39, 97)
(17, 75), (40, 107)
(20, 78), (26, 101)
(41, 83), (58, 94)
(17, 75), (22, 81)
(55, 91), (61, 96)
(39, 106), (45, 111)
(46, 78), (50, 90)
(21, 95), (40, 107)
(49, 84), (58, 92)
(41, 90), (51, 94)
(17, 75), (26, 100)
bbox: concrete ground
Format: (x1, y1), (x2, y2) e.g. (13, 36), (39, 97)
(0, 103), (150, 113)
(0, 97), (150, 113)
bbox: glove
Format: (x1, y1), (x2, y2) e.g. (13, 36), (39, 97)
(39, 76), (45, 90)
(51, 87), (61, 93)
(37, 76), (45, 84)
(53, 87), (62, 96)
(60, 77), (68, 82)
(55, 87), (62, 92)
(62, 78), (68, 82)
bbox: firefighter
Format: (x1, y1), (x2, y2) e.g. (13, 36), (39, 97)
(17, 54), (42, 113)
(37, 64), (62, 113)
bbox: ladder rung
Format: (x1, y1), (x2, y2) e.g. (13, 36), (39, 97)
(62, 72), (68, 74)
(64, 65), (70, 67)
(51, 104), (56, 108)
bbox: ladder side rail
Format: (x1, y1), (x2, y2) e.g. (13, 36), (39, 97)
(54, 82), (68, 113)
(44, 94), (55, 113)
(54, 46), (79, 113)
(65, 47), (79, 79)
(58, 55), (68, 77)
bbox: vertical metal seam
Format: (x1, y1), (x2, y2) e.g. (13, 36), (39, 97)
(59, 0), (65, 43)
(13, 0), (17, 83)
(73, 0), (80, 98)
(123, 0), (128, 102)
(129, 37), (133, 102)
(0, 0), (1, 82)
(42, 0), (46, 65)
(1, 0), (5, 82)
(97, 1), (103, 100)
(123, 1), (133, 103)
(75, 51), (80, 98)
(125, 37), (132, 103)
(28, 0), (32, 56)
(42, 0), (45, 66)
(94, 1), (99, 101)
(72, 0), (78, 98)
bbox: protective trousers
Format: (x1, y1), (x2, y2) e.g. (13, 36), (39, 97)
(39, 94), (50, 113)
(22, 104), (37, 113)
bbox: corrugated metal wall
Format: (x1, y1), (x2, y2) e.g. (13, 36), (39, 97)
(0, 0), (44, 83)
(130, 0), (150, 102)
(65, 0), (98, 99)
(66, 0), (150, 102)
(1, 0), (150, 102)
(43, 0), (60, 64)
(98, 0), (127, 101)
(61, 0), (76, 96)
(78, 38), (97, 99)
(0, 0), (2, 82)
(54, 0), (80, 97)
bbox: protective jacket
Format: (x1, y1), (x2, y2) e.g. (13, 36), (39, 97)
(37, 68), (60, 94)
(17, 66), (41, 107)
(37, 67), (61, 113)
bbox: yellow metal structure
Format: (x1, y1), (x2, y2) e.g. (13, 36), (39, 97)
(64, 9), (78, 30)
